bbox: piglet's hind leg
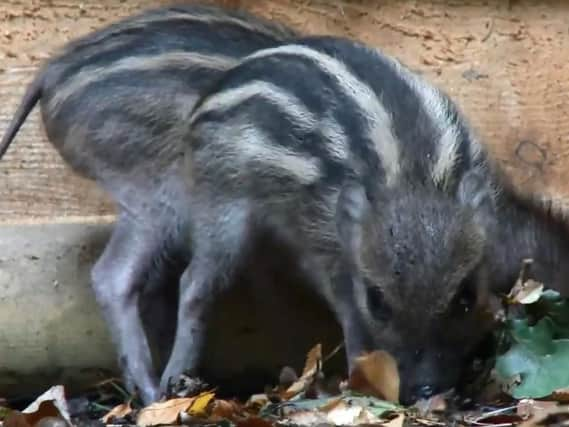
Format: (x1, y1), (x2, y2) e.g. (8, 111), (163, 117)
(91, 215), (164, 405)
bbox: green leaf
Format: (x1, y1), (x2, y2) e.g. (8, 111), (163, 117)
(497, 315), (569, 398)
(495, 287), (569, 398)
(496, 337), (569, 398)
(532, 290), (569, 335)
(508, 317), (555, 355)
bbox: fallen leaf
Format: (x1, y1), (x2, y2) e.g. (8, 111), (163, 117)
(549, 388), (569, 402)
(382, 412), (405, 427)
(517, 399), (560, 420)
(281, 410), (323, 426)
(496, 317), (569, 398)
(283, 400), (397, 426)
(4, 386), (72, 427)
(24, 386), (71, 425)
(187, 391), (215, 417)
(101, 401), (133, 423)
(282, 344), (322, 400)
(211, 399), (242, 420)
(168, 374), (209, 398)
(517, 402), (569, 427)
(326, 401), (380, 425)
(3, 411), (31, 427)
(508, 278), (544, 305)
(279, 396), (400, 426)
(137, 397), (198, 427)
(347, 350), (400, 403)
(244, 394), (269, 414)
(283, 403), (373, 426)
(413, 393), (448, 417)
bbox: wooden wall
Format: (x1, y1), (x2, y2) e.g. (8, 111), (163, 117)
(1, 0), (569, 224)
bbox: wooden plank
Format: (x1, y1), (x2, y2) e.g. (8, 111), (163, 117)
(0, 68), (116, 222)
(1, 0), (569, 223)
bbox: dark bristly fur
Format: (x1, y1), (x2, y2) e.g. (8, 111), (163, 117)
(169, 36), (569, 405)
(0, 3), (298, 404)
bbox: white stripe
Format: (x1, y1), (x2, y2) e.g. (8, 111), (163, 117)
(244, 45), (401, 185)
(319, 115), (349, 161)
(208, 118), (322, 185)
(383, 54), (463, 189)
(191, 80), (318, 131)
(49, 51), (237, 112)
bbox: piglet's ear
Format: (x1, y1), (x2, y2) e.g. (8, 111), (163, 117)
(336, 178), (370, 262)
(457, 170), (495, 217)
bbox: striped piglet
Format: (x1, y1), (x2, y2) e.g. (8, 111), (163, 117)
(0, 3), (298, 404)
(169, 36), (569, 404)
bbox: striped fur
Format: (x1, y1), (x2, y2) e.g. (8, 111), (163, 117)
(0, 3), (299, 405)
(1, 3), (298, 178)
(176, 35), (569, 405)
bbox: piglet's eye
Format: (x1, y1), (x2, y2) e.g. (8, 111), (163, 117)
(454, 279), (477, 314)
(365, 280), (392, 322)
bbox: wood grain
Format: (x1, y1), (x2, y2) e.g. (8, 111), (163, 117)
(1, 0), (569, 222)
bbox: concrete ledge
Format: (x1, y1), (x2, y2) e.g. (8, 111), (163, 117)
(0, 221), (117, 397)
(0, 221), (344, 398)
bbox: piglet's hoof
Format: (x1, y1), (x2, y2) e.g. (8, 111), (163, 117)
(162, 372), (210, 399)
(139, 385), (162, 407)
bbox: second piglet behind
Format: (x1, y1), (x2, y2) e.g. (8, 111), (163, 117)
(0, 3), (299, 404)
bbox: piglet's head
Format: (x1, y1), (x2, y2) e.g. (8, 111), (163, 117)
(334, 171), (500, 405)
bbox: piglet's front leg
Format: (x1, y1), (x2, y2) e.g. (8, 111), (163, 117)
(160, 198), (254, 394)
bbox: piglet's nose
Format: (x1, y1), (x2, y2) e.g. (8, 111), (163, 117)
(414, 384), (435, 399)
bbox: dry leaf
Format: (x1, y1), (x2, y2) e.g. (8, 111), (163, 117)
(4, 407), (65, 427)
(137, 391), (216, 426)
(549, 387), (569, 403)
(282, 344), (322, 400)
(382, 413), (405, 427)
(187, 391), (215, 417)
(24, 386), (71, 426)
(101, 402), (133, 423)
(348, 351), (400, 403)
(506, 259), (543, 305)
(5, 386), (72, 427)
(327, 401), (380, 425)
(283, 400), (385, 426)
(137, 398), (195, 427)
(244, 394), (269, 414)
(210, 399), (242, 420)
(517, 400), (569, 427)
(517, 399), (558, 419)
(508, 278), (544, 305)
(413, 393), (448, 417)
(3, 411), (32, 427)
